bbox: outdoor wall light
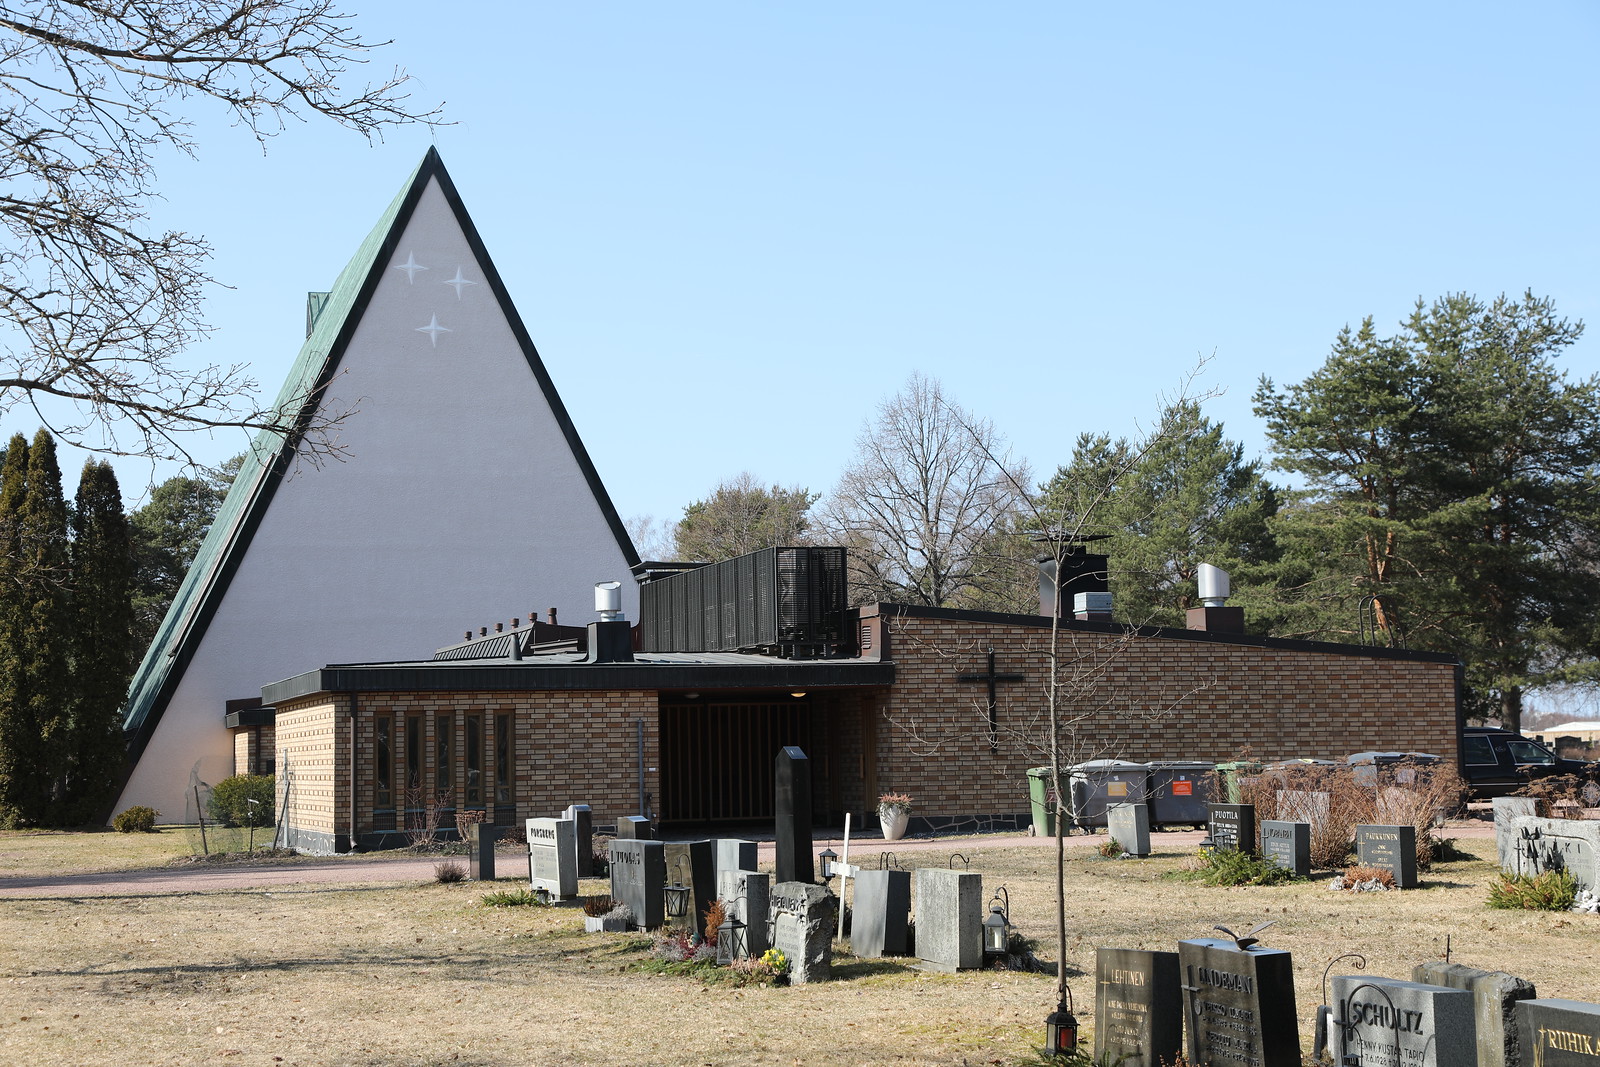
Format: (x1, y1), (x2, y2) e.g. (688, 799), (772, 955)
(663, 858), (691, 923)
(1043, 987), (1079, 1057)
(790, 691), (807, 698)
(983, 886), (1011, 957)
(817, 847), (838, 881)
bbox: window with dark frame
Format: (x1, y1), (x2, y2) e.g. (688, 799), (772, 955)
(495, 713), (511, 805)
(436, 713), (454, 794)
(375, 716), (393, 808)
(406, 714), (422, 788)
(466, 713), (483, 806)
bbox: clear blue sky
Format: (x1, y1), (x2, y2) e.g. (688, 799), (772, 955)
(19, 3), (1599, 547)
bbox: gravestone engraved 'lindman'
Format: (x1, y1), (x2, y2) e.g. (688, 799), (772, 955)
(1414, 961), (1537, 1067)
(1178, 936), (1301, 1067)
(1355, 824), (1419, 888)
(774, 747), (814, 885)
(608, 838), (665, 929)
(1493, 797), (1539, 871)
(662, 839), (715, 930)
(1108, 803), (1151, 857)
(914, 867), (982, 972)
(1261, 820), (1311, 878)
(1511, 816), (1600, 893)
(1516, 998), (1600, 1067)
(467, 822), (497, 881)
(1094, 947), (1181, 1067)
(1208, 804), (1257, 855)
(1331, 974), (1475, 1067)
(851, 869), (911, 958)
(770, 881), (833, 983)
(526, 817), (578, 899)
(563, 803), (594, 877)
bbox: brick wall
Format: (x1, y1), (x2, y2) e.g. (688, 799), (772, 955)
(275, 694), (349, 852)
(231, 725), (276, 777)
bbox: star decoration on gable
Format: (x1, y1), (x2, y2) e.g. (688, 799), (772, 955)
(442, 267), (478, 298)
(416, 314), (451, 347)
(393, 251), (429, 283)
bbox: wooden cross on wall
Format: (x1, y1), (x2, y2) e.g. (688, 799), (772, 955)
(957, 646), (1024, 752)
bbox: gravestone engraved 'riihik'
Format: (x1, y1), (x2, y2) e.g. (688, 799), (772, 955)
(1261, 820), (1311, 878)
(1414, 961), (1537, 1067)
(1179, 937), (1301, 1067)
(1511, 816), (1600, 893)
(563, 803), (594, 877)
(774, 747), (814, 885)
(1108, 803), (1151, 857)
(526, 817), (578, 900)
(1356, 824), (1418, 888)
(914, 868), (982, 972)
(608, 838), (665, 929)
(1208, 804), (1257, 855)
(1094, 947), (1181, 1067)
(851, 869), (911, 958)
(1516, 998), (1600, 1067)
(1331, 974), (1475, 1067)
(663, 839), (715, 931)
(1493, 797), (1539, 871)
(770, 881), (833, 983)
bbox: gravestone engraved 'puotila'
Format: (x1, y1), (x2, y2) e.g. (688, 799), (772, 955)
(563, 803), (594, 877)
(467, 822), (497, 881)
(851, 869), (911, 958)
(1261, 820), (1311, 878)
(1094, 947), (1181, 1067)
(1356, 824), (1419, 888)
(608, 838), (665, 929)
(663, 839), (716, 930)
(774, 747), (814, 885)
(1493, 797), (1539, 871)
(914, 867), (982, 972)
(1331, 974), (1475, 1067)
(770, 881), (833, 983)
(1413, 961), (1537, 1067)
(1516, 998), (1600, 1067)
(1511, 816), (1600, 893)
(526, 817), (578, 899)
(1208, 804), (1257, 855)
(1108, 803), (1151, 857)
(1178, 936), (1301, 1067)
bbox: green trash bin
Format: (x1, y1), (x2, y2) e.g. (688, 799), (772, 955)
(1027, 766), (1059, 836)
(1213, 760), (1264, 804)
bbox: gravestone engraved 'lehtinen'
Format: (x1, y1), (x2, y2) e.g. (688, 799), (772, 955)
(663, 839), (715, 931)
(1178, 936), (1301, 1067)
(1516, 998), (1600, 1067)
(1355, 824), (1418, 888)
(1331, 974), (1475, 1067)
(1414, 961), (1537, 1067)
(774, 746), (814, 884)
(1493, 797), (1539, 871)
(1208, 803), (1257, 856)
(1511, 816), (1600, 893)
(608, 838), (665, 929)
(467, 821), (497, 881)
(1261, 820), (1311, 878)
(770, 881), (833, 983)
(1094, 947), (1181, 1067)
(1108, 803), (1151, 857)
(914, 867), (982, 972)
(563, 803), (594, 876)
(526, 817), (578, 900)
(851, 869), (911, 958)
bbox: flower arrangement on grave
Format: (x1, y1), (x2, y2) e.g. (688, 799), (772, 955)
(760, 947), (790, 976)
(877, 792), (913, 818)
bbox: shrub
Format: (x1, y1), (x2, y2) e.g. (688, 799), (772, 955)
(1488, 869), (1578, 911)
(703, 898), (727, 945)
(1097, 839), (1123, 859)
(1334, 865), (1396, 892)
(481, 887), (544, 907)
(112, 805), (160, 833)
(1190, 847), (1297, 887)
(433, 860), (466, 884)
(207, 774), (274, 828)
(582, 894), (618, 917)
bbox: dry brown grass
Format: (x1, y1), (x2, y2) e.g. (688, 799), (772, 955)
(1, 831), (1596, 1066)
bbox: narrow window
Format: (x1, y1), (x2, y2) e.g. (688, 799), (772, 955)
(495, 713), (512, 805)
(465, 714), (483, 806)
(406, 714), (422, 788)
(375, 716), (393, 808)
(436, 713), (454, 794)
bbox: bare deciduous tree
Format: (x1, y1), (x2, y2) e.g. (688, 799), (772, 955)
(0, 1), (443, 461)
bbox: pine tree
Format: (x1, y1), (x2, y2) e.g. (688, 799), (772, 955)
(18, 431), (72, 822)
(0, 434), (29, 825)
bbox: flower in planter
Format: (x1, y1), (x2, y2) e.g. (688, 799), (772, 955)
(877, 792), (913, 817)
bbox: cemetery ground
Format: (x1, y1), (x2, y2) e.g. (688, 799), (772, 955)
(1, 822), (1593, 1066)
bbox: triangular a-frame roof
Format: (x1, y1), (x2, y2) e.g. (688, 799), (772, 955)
(118, 149), (639, 812)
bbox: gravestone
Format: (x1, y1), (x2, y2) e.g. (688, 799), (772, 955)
(563, 803), (594, 876)
(616, 815), (654, 840)
(525, 817), (578, 900)
(1331, 974), (1474, 1067)
(913, 867), (982, 972)
(775, 747), (814, 884)
(1093, 947), (1181, 1067)
(1517, 999), (1600, 1066)
(1414, 961), (1537, 1067)
(714, 838), (759, 882)
(1177, 936), (1300, 1067)
(1356, 824), (1419, 888)
(608, 838), (666, 929)
(713, 869), (769, 957)
(1510, 816), (1600, 892)
(1208, 803), (1257, 855)
(1261, 820), (1311, 878)
(1108, 803), (1151, 857)
(1493, 797), (1539, 870)
(770, 881), (833, 983)
(467, 822), (498, 881)
(851, 869), (911, 958)
(1279, 789), (1331, 829)
(663, 839), (716, 931)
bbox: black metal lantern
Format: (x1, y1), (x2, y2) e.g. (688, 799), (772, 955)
(1044, 987), (1079, 1057)
(715, 918), (747, 964)
(663, 858), (691, 924)
(983, 887), (1011, 958)
(818, 847), (838, 881)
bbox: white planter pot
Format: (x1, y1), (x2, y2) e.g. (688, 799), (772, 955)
(879, 808), (911, 841)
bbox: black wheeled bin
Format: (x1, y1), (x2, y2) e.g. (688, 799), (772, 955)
(1146, 761), (1214, 828)
(1068, 759), (1150, 829)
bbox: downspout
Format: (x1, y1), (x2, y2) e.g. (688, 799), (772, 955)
(349, 693), (359, 853)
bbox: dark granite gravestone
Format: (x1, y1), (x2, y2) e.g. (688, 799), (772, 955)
(608, 838), (665, 929)
(1208, 804), (1257, 855)
(616, 815), (654, 840)
(467, 822), (498, 881)
(1356, 824), (1419, 888)
(563, 803), (594, 876)
(1094, 947), (1181, 1067)
(851, 869), (911, 958)
(1261, 820), (1311, 878)
(1331, 974), (1475, 1067)
(526, 817), (578, 899)
(663, 839), (716, 931)
(914, 868), (982, 972)
(770, 881), (833, 983)
(1178, 937), (1300, 1067)
(1517, 998), (1600, 1066)
(1414, 961), (1537, 1067)
(1108, 803), (1151, 857)
(775, 746), (814, 885)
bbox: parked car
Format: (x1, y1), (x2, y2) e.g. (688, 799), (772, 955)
(1460, 726), (1599, 799)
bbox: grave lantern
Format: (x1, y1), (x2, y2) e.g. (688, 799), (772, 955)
(1044, 987), (1079, 1057)
(715, 918), (747, 964)
(983, 887), (1011, 958)
(663, 858), (691, 924)
(818, 847), (838, 881)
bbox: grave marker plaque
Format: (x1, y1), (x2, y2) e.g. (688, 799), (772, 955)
(1511, 817), (1600, 893)
(608, 838), (665, 929)
(1208, 804), (1257, 855)
(1517, 998), (1600, 1067)
(1094, 947), (1181, 1067)
(1356, 824), (1418, 888)
(563, 803), (594, 876)
(1414, 961), (1537, 1067)
(1493, 797), (1539, 871)
(1331, 974), (1474, 1067)
(616, 815), (654, 840)
(525, 817), (578, 899)
(1279, 789), (1331, 829)
(851, 869), (911, 958)
(467, 822), (498, 881)
(1178, 937), (1301, 1067)
(663, 839), (715, 930)
(770, 881), (833, 983)
(914, 867), (982, 972)
(1261, 820), (1311, 878)
(714, 838), (759, 881)
(1108, 803), (1151, 857)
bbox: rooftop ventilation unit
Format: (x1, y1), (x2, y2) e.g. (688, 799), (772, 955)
(640, 546), (846, 657)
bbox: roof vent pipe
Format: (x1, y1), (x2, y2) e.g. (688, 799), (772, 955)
(595, 580), (624, 622)
(1198, 563), (1231, 608)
